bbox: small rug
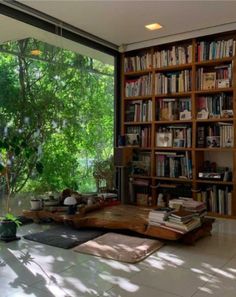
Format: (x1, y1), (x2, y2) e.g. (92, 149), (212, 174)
(73, 232), (164, 263)
(23, 226), (106, 249)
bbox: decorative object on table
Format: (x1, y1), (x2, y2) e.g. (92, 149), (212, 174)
(30, 198), (42, 210)
(43, 195), (60, 207)
(64, 196), (77, 215)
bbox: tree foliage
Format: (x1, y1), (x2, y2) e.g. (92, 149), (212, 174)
(0, 38), (114, 194)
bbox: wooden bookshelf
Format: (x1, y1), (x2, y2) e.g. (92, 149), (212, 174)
(120, 32), (236, 218)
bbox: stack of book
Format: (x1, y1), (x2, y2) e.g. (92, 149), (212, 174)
(148, 207), (174, 226)
(163, 215), (201, 234)
(169, 198), (207, 217)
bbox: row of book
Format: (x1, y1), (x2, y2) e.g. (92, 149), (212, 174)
(197, 93), (233, 119)
(154, 70), (192, 94)
(153, 45), (192, 68)
(156, 125), (192, 148)
(196, 39), (236, 61)
(124, 39), (235, 73)
(197, 123), (234, 148)
(125, 93), (232, 122)
(125, 74), (152, 97)
(125, 100), (152, 122)
(125, 67), (231, 98)
(155, 151), (192, 179)
(196, 64), (232, 91)
(197, 186), (232, 215)
(157, 97), (192, 121)
(124, 53), (152, 73)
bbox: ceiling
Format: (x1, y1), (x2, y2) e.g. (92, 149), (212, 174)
(17, 0), (236, 51)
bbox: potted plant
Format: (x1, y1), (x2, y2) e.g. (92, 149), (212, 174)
(0, 147), (21, 241)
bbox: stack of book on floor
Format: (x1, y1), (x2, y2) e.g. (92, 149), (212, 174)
(169, 198), (207, 217)
(162, 209), (201, 234)
(148, 207), (174, 226)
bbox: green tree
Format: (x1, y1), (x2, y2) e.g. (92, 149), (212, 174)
(0, 38), (114, 195)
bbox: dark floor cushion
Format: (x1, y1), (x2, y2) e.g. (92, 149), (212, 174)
(23, 225), (106, 249)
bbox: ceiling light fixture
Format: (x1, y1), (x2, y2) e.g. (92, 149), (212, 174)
(145, 23), (163, 31)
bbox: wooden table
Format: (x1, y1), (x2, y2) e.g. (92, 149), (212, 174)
(23, 204), (213, 244)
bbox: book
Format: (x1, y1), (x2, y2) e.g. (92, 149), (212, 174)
(170, 210), (195, 220)
(164, 217), (201, 232)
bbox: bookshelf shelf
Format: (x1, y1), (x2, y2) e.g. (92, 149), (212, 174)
(196, 179), (233, 185)
(195, 148), (234, 152)
(121, 31), (236, 217)
(196, 118), (234, 123)
(154, 177), (193, 182)
(154, 63), (192, 72)
(207, 212), (236, 219)
(124, 69), (152, 76)
(195, 57), (233, 67)
(155, 92), (192, 98)
(195, 88), (233, 95)
(130, 174), (152, 179)
(124, 121), (152, 125)
(124, 95), (152, 100)
(154, 147), (192, 151)
(155, 120), (192, 124)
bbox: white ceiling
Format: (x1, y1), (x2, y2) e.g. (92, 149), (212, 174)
(18, 0), (236, 51)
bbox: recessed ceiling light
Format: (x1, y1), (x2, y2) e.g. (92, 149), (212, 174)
(31, 49), (42, 56)
(145, 23), (162, 31)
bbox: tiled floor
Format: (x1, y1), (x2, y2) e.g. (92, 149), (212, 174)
(1, 218), (236, 297)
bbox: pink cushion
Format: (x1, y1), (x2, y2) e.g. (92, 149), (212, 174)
(74, 232), (163, 263)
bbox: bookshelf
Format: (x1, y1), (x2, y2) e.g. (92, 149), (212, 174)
(121, 32), (236, 219)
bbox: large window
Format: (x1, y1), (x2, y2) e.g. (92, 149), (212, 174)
(0, 15), (115, 214)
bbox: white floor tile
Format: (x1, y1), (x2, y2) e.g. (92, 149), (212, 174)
(103, 284), (184, 297)
(1, 218), (236, 297)
(129, 263), (212, 297)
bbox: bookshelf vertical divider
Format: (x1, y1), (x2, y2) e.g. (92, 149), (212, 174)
(192, 38), (197, 199)
(121, 32), (236, 218)
(232, 42), (236, 215)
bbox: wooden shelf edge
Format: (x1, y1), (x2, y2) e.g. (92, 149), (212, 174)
(124, 69), (152, 76)
(195, 57), (233, 66)
(195, 88), (233, 94)
(207, 213), (236, 219)
(196, 179), (233, 185)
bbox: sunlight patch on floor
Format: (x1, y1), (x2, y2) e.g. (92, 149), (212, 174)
(100, 272), (139, 292)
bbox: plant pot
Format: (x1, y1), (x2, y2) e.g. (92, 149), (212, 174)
(30, 199), (42, 210)
(0, 219), (17, 240)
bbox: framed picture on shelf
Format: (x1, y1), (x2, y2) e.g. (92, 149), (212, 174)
(197, 109), (209, 120)
(217, 79), (230, 88)
(206, 136), (220, 148)
(179, 109), (191, 120)
(203, 72), (216, 90)
(156, 132), (172, 147)
(221, 110), (233, 118)
(125, 133), (140, 146)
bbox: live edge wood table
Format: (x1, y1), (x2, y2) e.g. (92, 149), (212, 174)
(23, 204), (214, 244)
